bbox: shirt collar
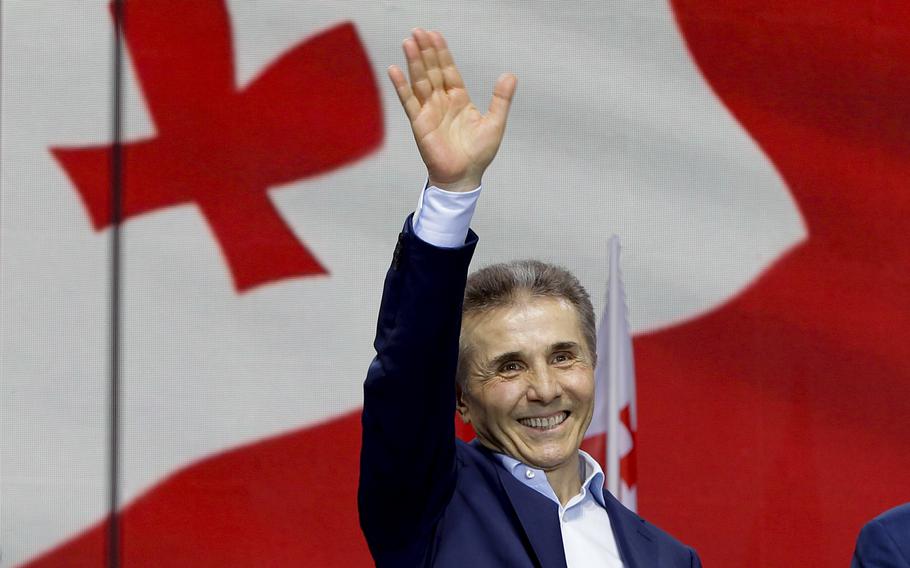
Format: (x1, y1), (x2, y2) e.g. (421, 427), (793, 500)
(488, 446), (607, 509)
(578, 449), (607, 507)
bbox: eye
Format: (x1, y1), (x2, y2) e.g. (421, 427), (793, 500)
(498, 361), (524, 376)
(551, 352), (574, 365)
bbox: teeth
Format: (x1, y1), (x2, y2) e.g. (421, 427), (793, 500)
(519, 412), (567, 430)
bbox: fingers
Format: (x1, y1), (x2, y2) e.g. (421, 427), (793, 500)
(487, 73), (517, 126)
(394, 28), (515, 129)
(402, 28), (458, 103)
(413, 28), (444, 92)
(387, 64), (420, 121)
(403, 37), (432, 103)
(429, 31), (465, 91)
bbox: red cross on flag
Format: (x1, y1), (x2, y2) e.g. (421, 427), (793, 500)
(51, 5), (382, 291)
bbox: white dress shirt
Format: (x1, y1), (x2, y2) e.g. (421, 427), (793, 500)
(412, 181), (481, 248)
(493, 449), (624, 568)
(412, 183), (624, 567)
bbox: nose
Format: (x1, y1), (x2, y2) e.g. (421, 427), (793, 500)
(526, 365), (563, 404)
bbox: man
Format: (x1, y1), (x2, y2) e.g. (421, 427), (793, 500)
(852, 503), (910, 568)
(359, 28), (701, 567)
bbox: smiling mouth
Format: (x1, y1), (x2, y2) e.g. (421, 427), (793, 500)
(518, 411), (570, 430)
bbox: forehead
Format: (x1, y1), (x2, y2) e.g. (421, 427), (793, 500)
(462, 296), (585, 356)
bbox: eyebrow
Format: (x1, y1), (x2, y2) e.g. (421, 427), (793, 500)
(551, 341), (580, 353)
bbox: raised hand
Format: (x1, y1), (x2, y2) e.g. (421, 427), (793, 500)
(389, 28), (517, 192)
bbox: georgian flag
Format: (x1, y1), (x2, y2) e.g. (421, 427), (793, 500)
(582, 236), (638, 512)
(3, 1), (908, 567)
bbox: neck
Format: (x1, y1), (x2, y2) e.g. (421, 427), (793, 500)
(544, 452), (583, 506)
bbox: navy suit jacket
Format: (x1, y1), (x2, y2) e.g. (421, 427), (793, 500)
(852, 503), (910, 568)
(359, 217), (702, 567)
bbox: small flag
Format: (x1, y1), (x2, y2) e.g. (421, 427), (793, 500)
(582, 235), (638, 511)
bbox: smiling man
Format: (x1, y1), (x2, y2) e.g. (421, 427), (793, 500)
(359, 28), (701, 567)
(457, 264), (598, 508)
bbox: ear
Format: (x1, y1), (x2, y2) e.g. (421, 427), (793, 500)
(455, 382), (471, 424)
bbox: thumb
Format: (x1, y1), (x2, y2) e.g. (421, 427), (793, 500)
(487, 73), (517, 124)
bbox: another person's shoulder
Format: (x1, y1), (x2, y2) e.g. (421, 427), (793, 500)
(853, 502), (910, 568)
(868, 502), (910, 533)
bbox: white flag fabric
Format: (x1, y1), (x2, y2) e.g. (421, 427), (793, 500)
(583, 236), (638, 511)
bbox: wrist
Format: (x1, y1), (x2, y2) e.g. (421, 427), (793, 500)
(427, 175), (483, 193)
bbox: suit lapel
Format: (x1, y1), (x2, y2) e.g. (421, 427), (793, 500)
(477, 443), (659, 568)
(603, 491), (658, 568)
(494, 463), (568, 568)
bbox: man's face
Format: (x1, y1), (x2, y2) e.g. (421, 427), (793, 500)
(458, 295), (595, 472)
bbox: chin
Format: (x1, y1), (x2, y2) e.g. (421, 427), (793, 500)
(524, 443), (577, 470)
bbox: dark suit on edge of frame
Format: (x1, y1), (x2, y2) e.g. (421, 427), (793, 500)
(852, 503), (910, 568)
(359, 216), (701, 567)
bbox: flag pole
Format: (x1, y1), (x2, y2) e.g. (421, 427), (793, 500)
(606, 235), (621, 497)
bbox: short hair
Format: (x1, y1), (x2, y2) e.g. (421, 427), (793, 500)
(457, 260), (596, 386)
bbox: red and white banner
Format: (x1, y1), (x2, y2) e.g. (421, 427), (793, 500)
(2, 1), (908, 566)
(582, 236), (638, 512)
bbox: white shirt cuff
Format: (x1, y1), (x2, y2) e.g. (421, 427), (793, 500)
(411, 181), (481, 248)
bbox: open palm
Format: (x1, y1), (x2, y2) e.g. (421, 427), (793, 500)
(389, 29), (517, 192)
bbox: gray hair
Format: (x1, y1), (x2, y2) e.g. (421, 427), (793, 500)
(457, 260), (596, 386)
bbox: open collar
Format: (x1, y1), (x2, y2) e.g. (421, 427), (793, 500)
(475, 440), (658, 568)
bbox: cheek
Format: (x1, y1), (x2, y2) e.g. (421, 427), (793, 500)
(474, 381), (525, 419)
(566, 370), (595, 402)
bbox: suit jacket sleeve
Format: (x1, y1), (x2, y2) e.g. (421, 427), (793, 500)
(358, 215), (478, 565)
